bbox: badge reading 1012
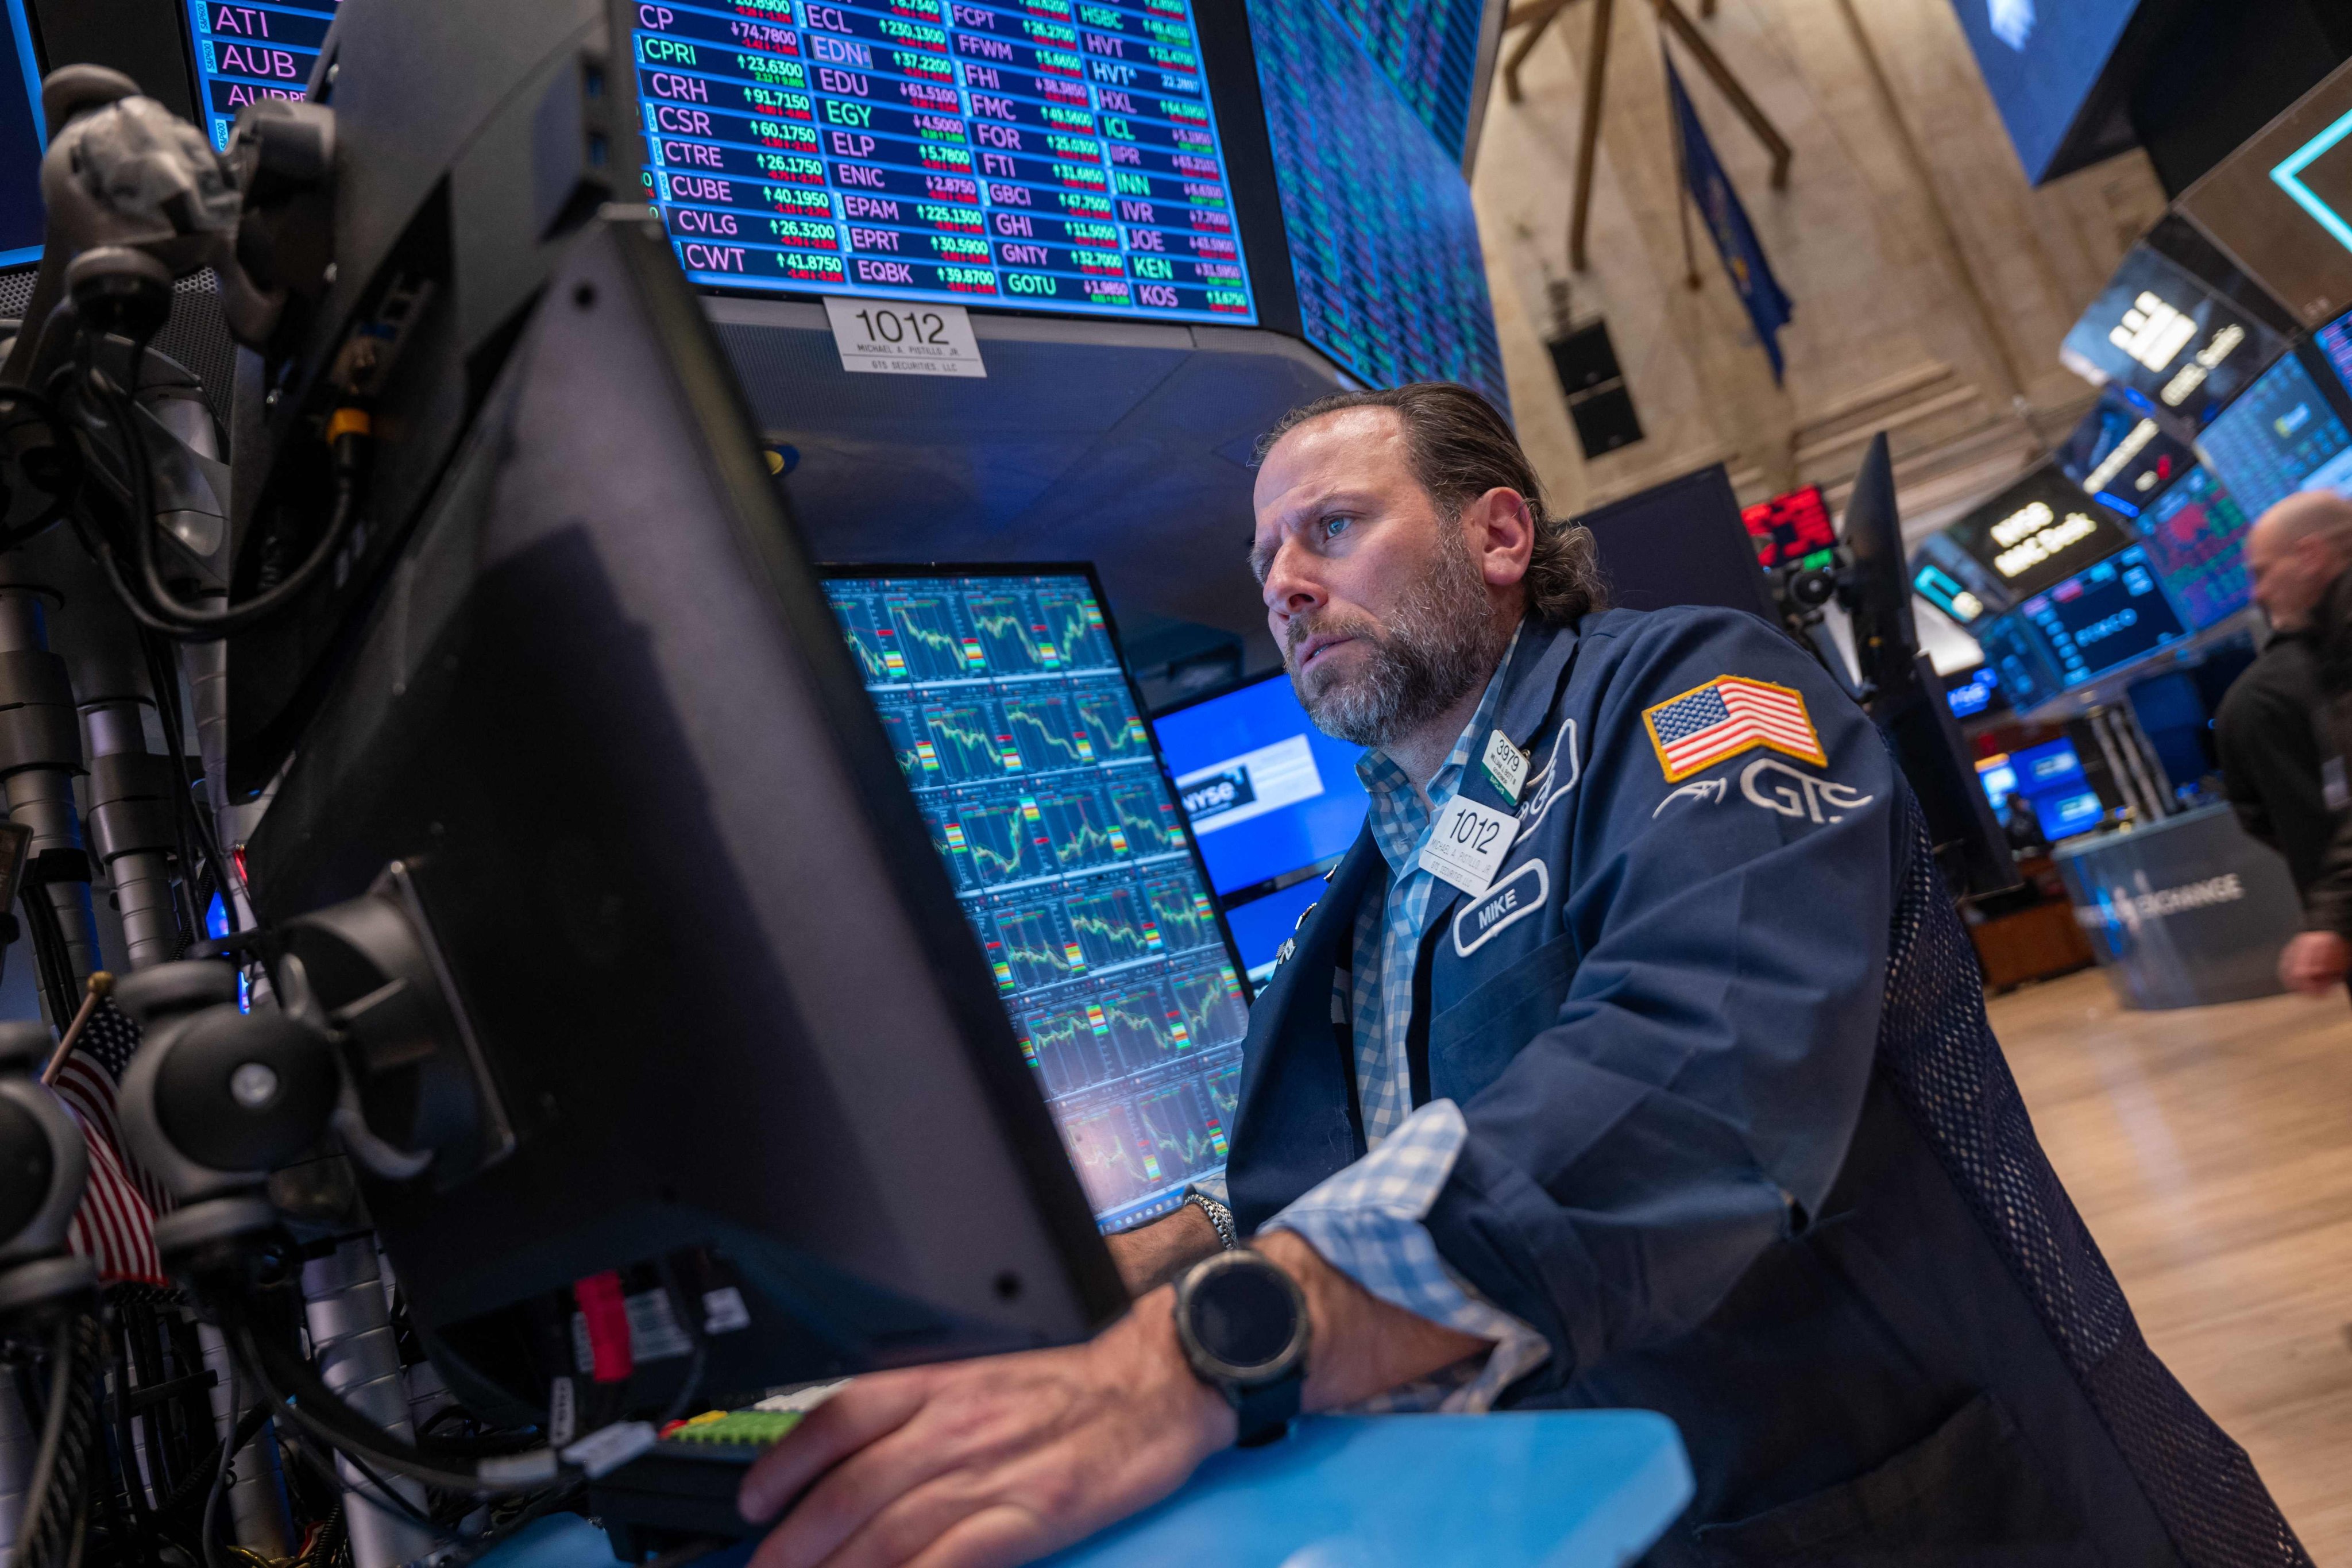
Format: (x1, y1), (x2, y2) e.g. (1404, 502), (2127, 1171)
(1422, 794), (1518, 898)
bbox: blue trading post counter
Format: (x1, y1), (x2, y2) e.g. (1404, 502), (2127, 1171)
(476, 1412), (1693, 1568)
(2053, 804), (2307, 1009)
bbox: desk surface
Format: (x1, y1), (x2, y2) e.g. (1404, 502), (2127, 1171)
(477, 1411), (1692, 1568)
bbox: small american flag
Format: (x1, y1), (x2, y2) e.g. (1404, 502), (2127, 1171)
(52, 1002), (167, 1286)
(1643, 675), (1825, 783)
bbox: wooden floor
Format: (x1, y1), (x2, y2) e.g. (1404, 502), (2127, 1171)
(1991, 968), (2352, 1563)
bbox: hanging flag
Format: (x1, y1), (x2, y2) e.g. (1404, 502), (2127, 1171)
(52, 1002), (168, 1285)
(1666, 51), (1795, 383)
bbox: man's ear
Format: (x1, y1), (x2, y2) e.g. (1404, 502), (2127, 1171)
(1471, 487), (1535, 588)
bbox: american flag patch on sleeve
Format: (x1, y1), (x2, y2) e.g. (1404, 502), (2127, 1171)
(1642, 675), (1826, 783)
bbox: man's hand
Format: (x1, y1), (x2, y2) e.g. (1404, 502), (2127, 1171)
(1102, 1206), (1221, 1296)
(738, 1233), (1492, 1567)
(2280, 930), (2352, 995)
(739, 1289), (1231, 1568)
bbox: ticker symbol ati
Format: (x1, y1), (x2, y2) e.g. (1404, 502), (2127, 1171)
(210, 5), (274, 36)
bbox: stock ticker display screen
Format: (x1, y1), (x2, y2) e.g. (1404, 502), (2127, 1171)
(823, 570), (1249, 1233)
(1, 0), (43, 265)
(632, 0), (1257, 323)
(2137, 465), (2251, 630)
(1325, 0), (1488, 157)
(186, 0), (338, 151)
(1248, 0), (1508, 406)
(2015, 544), (2188, 688)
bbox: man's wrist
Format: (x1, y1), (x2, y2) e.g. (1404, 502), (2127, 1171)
(1252, 1229), (1490, 1412)
(1103, 1286), (1237, 1456)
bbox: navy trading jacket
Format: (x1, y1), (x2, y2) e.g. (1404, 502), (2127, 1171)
(1226, 607), (2305, 1566)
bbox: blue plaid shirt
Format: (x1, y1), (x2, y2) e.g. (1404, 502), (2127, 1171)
(1258, 635), (1548, 1412)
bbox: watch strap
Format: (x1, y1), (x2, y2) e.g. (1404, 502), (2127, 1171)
(1231, 1366), (1302, 1448)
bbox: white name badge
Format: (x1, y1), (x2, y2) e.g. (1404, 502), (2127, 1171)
(1423, 794), (1519, 898)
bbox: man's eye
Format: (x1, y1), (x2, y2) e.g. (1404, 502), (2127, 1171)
(1320, 516), (1350, 540)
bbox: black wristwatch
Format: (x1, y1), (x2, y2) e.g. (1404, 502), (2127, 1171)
(1171, 1250), (1310, 1448)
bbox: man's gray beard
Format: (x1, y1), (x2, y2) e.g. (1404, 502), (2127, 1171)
(1287, 530), (1504, 748)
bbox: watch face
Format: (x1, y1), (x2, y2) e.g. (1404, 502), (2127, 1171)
(1189, 1260), (1299, 1372)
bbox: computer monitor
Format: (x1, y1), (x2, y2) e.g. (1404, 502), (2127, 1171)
(2193, 349), (2352, 518)
(1976, 755), (2021, 813)
(1578, 464), (1779, 623)
(2057, 390), (2195, 519)
(1741, 484), (1837, 569)
(242, 214), (1126, 1412)
(1152, 669), (1372, 980)
(2032, 787), (2107, 840)
(2013, 544), (2189, 688)
(820, 566), (1253, 1235)
(1973, 613), (2065, 713)
(0, 0), (43, 267)
(1932, 462), (2138, 603)
(1944, 665), (2002, 720)
(2137, 465), (2252, 629)
(186, 0), (337, 151)
(2010, 736), (2087, 794)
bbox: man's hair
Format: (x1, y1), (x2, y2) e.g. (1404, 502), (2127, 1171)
(1252, 383), (1608, 625)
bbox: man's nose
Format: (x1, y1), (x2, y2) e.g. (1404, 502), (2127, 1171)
(1260, 539), (1324, 619)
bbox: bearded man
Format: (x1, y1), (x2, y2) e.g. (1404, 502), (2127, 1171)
(738, 386), (2303, 1567)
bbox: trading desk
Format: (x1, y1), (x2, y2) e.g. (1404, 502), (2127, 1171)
(477, 1411), (1693, 1567)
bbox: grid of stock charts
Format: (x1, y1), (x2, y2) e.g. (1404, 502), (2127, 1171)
(823, 571), (1249, 1232)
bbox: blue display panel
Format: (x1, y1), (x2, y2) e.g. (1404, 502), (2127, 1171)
(823, 570), (1249, 1233)
(1154, 669), (1371, 984)
(2014, 544), (2187, 688)
(186, 0), (338, 152)
(631, 0), (1257, 323)
(2137, 465), (2251, 630)
(1980, 739), (2105, 839)
(1246, 0), (1506, 405)
(2033, 787), (2107, 840)
(2193, 350), (2352, 520)
(1326, 0), (1486, 157)
(0, 0), (43, 265)
(1948, 0), (2138, 183)
(1152, 670), (1369, 897)
(1945, 665), (1999, 719)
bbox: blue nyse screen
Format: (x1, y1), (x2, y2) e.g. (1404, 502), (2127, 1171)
(1, 0), (43, 265)
(1247, 0), (1507, 405)
(1326, 0), (1487, 157)
(1153, 670), (1372, 980)
(633, 0), (1257, 323)
(824, 570), (1249, 1233)
(187, 0), (338, 152)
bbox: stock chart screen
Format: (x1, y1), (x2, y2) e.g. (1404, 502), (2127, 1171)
(2193, 351), (2352, 520)
(632, 0), (1257, 323)
(1247, 0), (1507, 405)
(2137, 465), (2251, 629)
(186, 0), (338, 152)
(823, 570), (1249, 1233)
(1326, 0), (1487, 157)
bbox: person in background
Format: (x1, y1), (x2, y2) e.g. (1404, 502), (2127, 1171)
(2002, 790), (2046, 856)
(2243, 489), (2352, 994)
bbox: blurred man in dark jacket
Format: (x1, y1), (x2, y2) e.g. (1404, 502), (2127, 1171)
(2215, 627), (2332, 895)
(2243, 490), (2352, 992)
